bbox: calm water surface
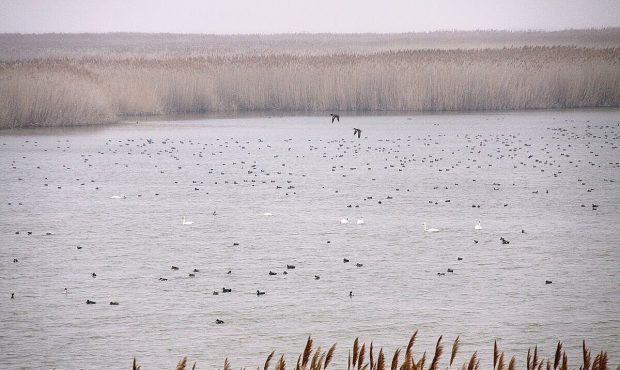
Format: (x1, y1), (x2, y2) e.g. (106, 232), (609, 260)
(1, 110), (619, 369)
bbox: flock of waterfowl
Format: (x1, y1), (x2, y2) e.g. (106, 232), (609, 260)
(3, 113), (619, 330)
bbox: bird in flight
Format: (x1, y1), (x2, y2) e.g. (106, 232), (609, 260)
(330, 114), (340, 123)
(353, 128), (362, 138)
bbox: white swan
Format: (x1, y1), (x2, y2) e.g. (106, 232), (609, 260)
(110, 194), (126, 199)
(182, 216), (194, 225)
(474, 220), (482, 230)
(423, 222), (439, 233)
(262, 212), (273, 216)
(357, 217), (365, 224)
(340, 217), (349, 224)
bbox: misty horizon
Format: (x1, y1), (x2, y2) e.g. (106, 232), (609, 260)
(2, 26), (620, 36)
(1, 0), (618, 34)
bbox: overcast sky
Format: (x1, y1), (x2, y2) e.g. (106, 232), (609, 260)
(0, 0), (618, 34)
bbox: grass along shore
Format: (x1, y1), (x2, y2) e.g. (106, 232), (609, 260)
(132, 332), (617, 370)
(1, 32), (619, 128)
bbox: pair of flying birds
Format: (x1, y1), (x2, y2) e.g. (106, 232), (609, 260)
(330, 114), (361, 138)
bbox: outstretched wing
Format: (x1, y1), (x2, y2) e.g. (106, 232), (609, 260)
(331, 115), (336, 123)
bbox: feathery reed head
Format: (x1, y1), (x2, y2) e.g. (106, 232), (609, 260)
(302, 337), (313, 369)
(554, 342), (563, 370)
(324, 344), (336, 369)
(428, 336), (443, 370)
(265, 350), (276, 370)
(176, 357), (187, 370)
(391, 348), (401, 370)
(451, 336), (460, 367)
(377, 348), (385, 370)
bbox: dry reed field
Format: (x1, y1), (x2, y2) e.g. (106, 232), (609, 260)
(132, 332), (617, 370)
(0, 30), (619, 127)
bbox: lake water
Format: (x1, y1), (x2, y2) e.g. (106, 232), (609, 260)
(1, 110), (619, 369)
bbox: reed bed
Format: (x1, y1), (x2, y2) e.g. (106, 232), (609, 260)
(2, 29), (619, 60)
(131, 332), (618, 370)
(1, 43), (619, 127)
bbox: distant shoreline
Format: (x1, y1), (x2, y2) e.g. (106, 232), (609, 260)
(2, 29), (620, 60)
(1, 107), (617, 131)
(1, 30), (619, 128)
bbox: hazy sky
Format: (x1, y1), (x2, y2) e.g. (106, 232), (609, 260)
(0, 0), (619, 34)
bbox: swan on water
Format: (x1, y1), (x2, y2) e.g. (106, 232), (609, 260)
(357, 217), (365, 224)
(182, 216), (194, 225)
(423, 222), (439, 233)
(475, 220), (482, 230)
(262, 212), (273, 216)
(110, 194), (126, 199)
(340, 217), (349, 224)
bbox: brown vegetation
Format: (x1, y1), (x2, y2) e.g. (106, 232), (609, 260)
(1, 32), (619, 127)
(132, 333), (617, 370)
(2, 29), (619, 60)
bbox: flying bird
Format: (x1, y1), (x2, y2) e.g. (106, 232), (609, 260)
(353, 128), (362, 138)
(330, 114), (340, 123)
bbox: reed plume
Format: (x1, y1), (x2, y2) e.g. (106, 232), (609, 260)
(377, 349), (385, 370)
(224, 358), (231, 370)
(275, 355), (286, 370)
(450, 336), (460, 368)
(318, 352), (326, 370)
(592, 351), (608, 370)
(416, 352), (426, 370)
(427, 336), (443, 370)
(353, 338), (360, 369)
(554, 342), (562, 369)
(584, 341), (592, 370)
(310, 347), (321, 370)
(133, 357), (141, 370)
(508, 356), (516, 370)
(324, 344), (336, 369)
(358, 344), (366, 370)
(560, 352), (568, 370)
(391, 348), (401, 370)
(176, 357), (187, 370)
(497, 352), (505, 370)
(494, 341), (499, 370)
(265, 351), (275, 370)
(405, 331), (418, 368)
(369, 343), (374, 370)
(302, 337), (313, 369)
(467, 352), (479, 370)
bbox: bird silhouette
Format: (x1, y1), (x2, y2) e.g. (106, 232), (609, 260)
(353, 128), (362, 138)
(330, 114), (340, 123)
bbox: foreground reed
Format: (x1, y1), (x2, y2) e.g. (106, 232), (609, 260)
(132, 332), (618, 370)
